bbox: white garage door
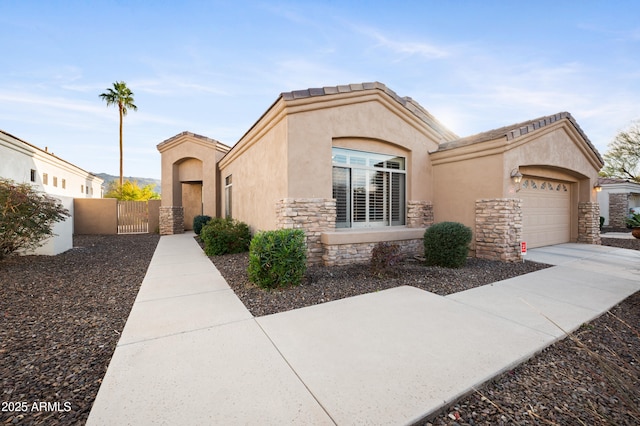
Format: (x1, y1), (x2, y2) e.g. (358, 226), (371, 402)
(521, 177), (571, 248)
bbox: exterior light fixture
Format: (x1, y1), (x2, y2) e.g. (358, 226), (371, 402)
(594, 183), (602, 192)
(510, 168), (523, 184)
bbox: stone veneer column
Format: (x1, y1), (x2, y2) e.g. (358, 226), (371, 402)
(275, 198), (336, 266)
(578, 202), (601, 244)
(159, 206), (184, 235)
(475, 199), (522, 262)
(608, 193), (629, 229)
(406, 200), (434, 228)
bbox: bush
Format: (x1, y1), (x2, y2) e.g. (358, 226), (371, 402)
(200, 217), (251, 256)
(370, 242), (403, 276)
(248, 229), (307, 289)
(423, 221), (472, 268)
(193, 215), (211, 235)
(599, 216), (605, 230)
(0, 178), (70, 260)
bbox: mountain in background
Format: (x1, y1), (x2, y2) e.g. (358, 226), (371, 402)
(94, 173), (162, 194)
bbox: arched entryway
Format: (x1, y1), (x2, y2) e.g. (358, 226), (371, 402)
(156, 132), (231, 235)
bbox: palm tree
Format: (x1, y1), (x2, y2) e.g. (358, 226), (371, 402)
(99, 81), (138, 187)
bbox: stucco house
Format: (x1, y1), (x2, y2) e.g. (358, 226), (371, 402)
(0, 129), (103, 255)
(597, 177), (640, 228)
(157, 82), (603, 264)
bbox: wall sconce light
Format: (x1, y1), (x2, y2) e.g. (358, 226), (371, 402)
(594, 183), (602, 192)
(510, 168), (523, 184)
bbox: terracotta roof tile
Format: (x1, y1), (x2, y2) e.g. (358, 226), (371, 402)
(437, 111), (604, 163)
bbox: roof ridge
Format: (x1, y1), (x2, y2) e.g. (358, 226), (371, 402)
(438, 111), (603, 163)
(280, 82), (458, 141)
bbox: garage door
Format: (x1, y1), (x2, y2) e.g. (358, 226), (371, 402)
(521, 177), (571, 248)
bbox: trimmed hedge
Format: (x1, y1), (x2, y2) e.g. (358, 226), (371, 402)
(193, 215), (211, 235)
(423, 221), (472, 268)
(200, 217), (251, 256)
(248, 229), (307, 289)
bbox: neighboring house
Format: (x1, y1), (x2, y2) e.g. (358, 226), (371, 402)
(0, 129), (103, 255)
(157, 82), (603, 264)
(597, 177), (640, 228)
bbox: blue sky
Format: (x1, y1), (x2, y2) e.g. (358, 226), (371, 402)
(1, 1), (639, 179)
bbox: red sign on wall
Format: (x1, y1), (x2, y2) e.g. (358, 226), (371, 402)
(521, 241), (527, 255)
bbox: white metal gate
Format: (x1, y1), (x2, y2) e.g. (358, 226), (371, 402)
(117, 201), (149, 234)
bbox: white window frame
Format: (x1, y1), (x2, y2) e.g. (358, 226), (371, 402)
(332, 147), (406, 228)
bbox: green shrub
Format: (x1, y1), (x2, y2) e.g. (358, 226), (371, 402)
(0, 178), (70, 260)
(193, 215), (211, 235)
(370, 242), (402, 276)
(423, 221), (472, 268)
(599, 216), (605, 230)
(248, 229), (307, 289)
(200, 217), (251, 256)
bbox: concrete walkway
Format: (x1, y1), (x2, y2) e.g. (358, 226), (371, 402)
(87, 235), (640, 425)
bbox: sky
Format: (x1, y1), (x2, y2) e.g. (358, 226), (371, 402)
(1, 1), (639, 180)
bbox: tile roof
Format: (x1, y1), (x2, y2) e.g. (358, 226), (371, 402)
(280, 82), (459, 141)
(437, 111), (604, 163)
(598, 177), (640, 185)
(157, 131), (231, 151)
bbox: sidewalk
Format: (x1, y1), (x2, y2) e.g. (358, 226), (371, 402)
(87, 235), (640, 425)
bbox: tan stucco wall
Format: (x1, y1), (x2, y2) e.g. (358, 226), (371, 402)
(148, 199), (161, 233)
(158, 134), (228, 220)
(218, 110), (289, 232)
(74, 198), (118, 234)
(286, 94), (439, 202)
(218, 90), (445, 232)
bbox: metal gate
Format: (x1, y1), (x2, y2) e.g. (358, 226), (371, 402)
(117, 201), (149, 234)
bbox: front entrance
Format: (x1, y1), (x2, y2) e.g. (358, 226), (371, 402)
(521, 177), (571, 248)
(182, 182), (203, 231)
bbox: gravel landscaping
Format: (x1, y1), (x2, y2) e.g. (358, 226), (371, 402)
(0, 234), (159, 425)
(1, 233), (637, 425)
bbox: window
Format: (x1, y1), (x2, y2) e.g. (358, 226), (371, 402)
(53, 176), (58, 187)
(225, 175), (233, 218)
(62, 179), (66, 189)
(81, 184), (84, 193)
(332, 147), (406, 228)
(42, 173), (48, 185)
(30, 169), (36, 182)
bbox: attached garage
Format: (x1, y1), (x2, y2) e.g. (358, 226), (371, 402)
(520, 177), (572, 248)
(432, 111), (604, 261)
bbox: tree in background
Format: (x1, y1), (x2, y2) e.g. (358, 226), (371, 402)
(104, 180), (160, 201)
(99, 81), (138, 187)
(0, 178), (70, 260)
(601, 120), (640, 183)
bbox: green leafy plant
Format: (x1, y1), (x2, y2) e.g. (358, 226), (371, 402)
(599, 216), (605, 231)
(370, 242), (403, 276)
(104, 179), (160, 200)
(200, 217), (251, 256)
(0, 178), (70, 260)
(423, 221), (472, 268)
(248, 229), (307, 289)
(627, 212), (640, 228)
(193, 215), (211, 235)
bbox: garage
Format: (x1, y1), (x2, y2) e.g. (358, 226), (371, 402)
(520, 177), (572, 248)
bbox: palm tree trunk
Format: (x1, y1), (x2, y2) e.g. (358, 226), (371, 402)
(119, 104), (123, 187)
